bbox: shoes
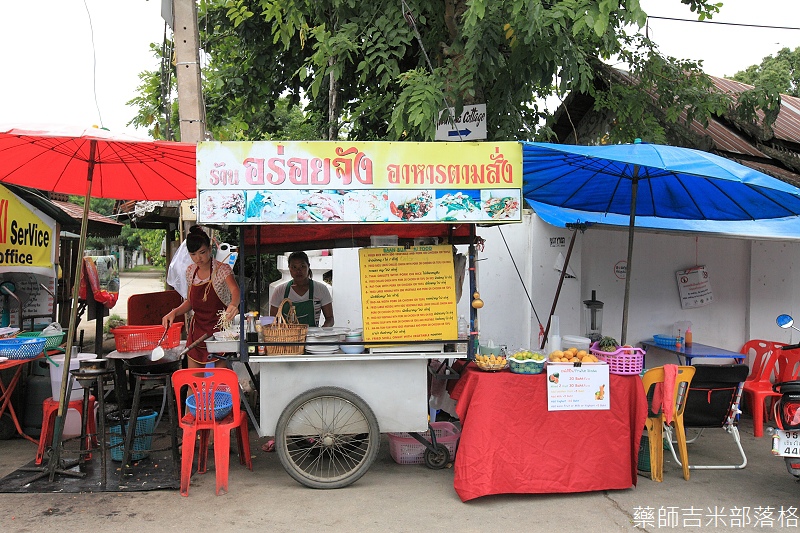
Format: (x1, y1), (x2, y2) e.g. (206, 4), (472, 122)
(261, 439), (275, 453)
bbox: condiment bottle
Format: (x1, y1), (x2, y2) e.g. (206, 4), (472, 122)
(256, 323), (266, 356)
(457, 315), (469, 352)
(676, 329), (682, 349)
(246, 312), (258, 355)
(685, 327), (693, 347)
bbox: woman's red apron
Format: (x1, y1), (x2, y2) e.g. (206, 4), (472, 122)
(187, 275), (224, 364)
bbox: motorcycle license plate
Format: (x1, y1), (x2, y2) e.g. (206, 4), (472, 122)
(774, 429), (800, 457)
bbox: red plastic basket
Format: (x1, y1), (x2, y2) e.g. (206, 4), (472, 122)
(111, 323), (182, 353)
(590, 342), (645, 375)
(387, 422), (460, 465)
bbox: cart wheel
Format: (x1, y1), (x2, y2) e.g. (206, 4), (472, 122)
(423, 443), (450, 470)
(276, 386), (380, 489)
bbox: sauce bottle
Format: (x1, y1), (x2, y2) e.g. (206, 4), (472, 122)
(685, 327), (693, 347)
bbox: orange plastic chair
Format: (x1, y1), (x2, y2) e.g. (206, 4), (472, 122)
(171, 368), (252, 496)
(740, 340), (783, 437)
(642, 365), (695, 481)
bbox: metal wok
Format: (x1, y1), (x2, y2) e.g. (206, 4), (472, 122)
(123, 334), (209, 374)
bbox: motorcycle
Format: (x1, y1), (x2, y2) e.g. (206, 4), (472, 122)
(769, 314), (800, 479)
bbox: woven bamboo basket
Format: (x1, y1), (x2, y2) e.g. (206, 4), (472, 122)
(264, 298), (308, 355)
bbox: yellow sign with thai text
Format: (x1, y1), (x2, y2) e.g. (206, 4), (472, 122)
(0, 186), (56, 275)
(359, 245), (457, 342)
(196, 141), (522, 224)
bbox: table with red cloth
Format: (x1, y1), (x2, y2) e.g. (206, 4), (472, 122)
(449, 362), (648, 501)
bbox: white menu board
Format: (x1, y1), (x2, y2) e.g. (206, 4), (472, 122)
(546, 363), (610, 411)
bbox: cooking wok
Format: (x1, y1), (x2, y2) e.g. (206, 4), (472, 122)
(123, 334), (210, 374)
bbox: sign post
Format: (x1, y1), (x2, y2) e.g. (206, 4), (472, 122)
(435, 104), (487, 141)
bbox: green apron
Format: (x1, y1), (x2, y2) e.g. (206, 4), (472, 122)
(283, 280), (317, 327)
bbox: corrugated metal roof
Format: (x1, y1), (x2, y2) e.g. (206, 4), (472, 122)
(710, 76), (800, 144)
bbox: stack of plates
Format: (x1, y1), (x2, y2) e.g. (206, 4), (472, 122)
(305, 333), (339, 354)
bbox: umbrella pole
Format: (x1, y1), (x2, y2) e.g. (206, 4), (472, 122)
(46, 141), (97, 481)
(621, 167), (639, 346)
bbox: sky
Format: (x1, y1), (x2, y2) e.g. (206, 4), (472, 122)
(0, 0), (798, 139)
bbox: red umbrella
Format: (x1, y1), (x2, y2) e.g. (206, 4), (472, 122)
(0, 125), (196, 200)
(0, 124), (197, 481)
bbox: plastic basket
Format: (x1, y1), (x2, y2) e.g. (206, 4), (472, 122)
(0, 337), (47, 360)
(590, 342), (645, 375)
(17, 331), (66, 350)
(653, 334), (684, 347)
(111, 323), (182, 353)
(508, 357), (546, 375)
(186, 390), (233, 420)
(388, 422), (460, 465)
(109, 409), (157, 461)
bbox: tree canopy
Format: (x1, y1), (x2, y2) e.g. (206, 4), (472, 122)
(129, 0), (754, 144)
(732, 46), (800, 98)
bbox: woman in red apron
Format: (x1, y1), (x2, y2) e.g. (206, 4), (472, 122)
(162, 226), (240, 368)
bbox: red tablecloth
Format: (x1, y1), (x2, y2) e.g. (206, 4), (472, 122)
(449, 362), (648, 501)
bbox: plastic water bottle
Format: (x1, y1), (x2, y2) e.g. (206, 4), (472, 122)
(549, 315), (562, 353)
(457, 315), (469, 352)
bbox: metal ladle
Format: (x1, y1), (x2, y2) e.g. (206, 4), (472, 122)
(150, 326), (169, 361)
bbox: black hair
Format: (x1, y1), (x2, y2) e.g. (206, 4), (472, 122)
(288, 251), (312, 278)
(186, 225), (211, 253)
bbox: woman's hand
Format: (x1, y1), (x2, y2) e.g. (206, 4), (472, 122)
(162, 310), (174, 329)
(224, 303), (239, 322)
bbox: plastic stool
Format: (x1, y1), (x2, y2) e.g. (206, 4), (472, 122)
(36, 395), (96, 465)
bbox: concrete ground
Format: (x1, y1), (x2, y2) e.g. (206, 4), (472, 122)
(0, 416), (798, 532)
(1, 271), (799, 532)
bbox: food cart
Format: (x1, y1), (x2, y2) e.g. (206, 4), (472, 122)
(196, 140), (522, 488)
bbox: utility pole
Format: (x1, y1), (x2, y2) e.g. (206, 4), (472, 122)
(172, 0), (206, 145)
(171, 0), (204, 236)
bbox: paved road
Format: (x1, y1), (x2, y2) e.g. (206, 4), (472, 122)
(0, 415), (797, 532)
(76, 270), (166, 354)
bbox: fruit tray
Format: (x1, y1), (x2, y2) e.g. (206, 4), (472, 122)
(508, 357), (545, 375)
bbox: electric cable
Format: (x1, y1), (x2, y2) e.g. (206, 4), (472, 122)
(82, 0), (104, 128)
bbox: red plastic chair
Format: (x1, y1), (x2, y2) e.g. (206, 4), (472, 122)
(740, 340), (783, 437)
(171, 368), (252, 496)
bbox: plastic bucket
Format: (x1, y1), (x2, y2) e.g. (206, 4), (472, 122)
(562, 335), (591, 351)
(48, 352), (97, 402)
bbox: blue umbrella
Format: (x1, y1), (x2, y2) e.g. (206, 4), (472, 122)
(522, 141), (800, 343)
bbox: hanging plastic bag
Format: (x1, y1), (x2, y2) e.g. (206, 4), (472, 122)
(41, 322), (62, 335)
(167, 240), (193, 299)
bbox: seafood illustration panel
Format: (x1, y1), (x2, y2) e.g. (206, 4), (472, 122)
(481, 190), (521, 221)
(388, 190), (436, 221)
(436, 190), (482, 221)
(199, 190), (246, 223)
(244, 190), (298, 222)
(297, 190), (345, 222)
(343, 190), (389, 222)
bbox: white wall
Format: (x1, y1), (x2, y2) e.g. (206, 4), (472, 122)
(750, 240), (800, 345)
(475, 212), (582, 352)
(582, 229), (750, 352)
(326, 216), (800, 368)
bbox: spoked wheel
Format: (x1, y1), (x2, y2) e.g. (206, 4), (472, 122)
(276, 386), (380, 489)
(423, 443), (450, 470)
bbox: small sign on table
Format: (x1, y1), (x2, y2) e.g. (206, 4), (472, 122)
(546, 363), (610, 411)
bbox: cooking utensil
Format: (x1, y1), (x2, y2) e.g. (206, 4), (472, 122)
(150, 326), (170, 361)
(125, 334), (210, 374)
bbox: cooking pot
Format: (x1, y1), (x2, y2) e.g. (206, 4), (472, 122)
(79, 358), (108, 372)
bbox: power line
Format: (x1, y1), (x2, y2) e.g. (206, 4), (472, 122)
(648, 15), (800, 32)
